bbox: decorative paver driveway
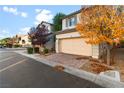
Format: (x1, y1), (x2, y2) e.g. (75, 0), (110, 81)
(38, 53), (89, 69)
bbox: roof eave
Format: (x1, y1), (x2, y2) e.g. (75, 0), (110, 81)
(55, 28), (76, 35)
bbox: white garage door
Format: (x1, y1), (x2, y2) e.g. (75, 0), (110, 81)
(59, 38), (92, 56)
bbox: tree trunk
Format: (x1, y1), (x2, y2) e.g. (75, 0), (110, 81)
(110, 47), (116, 65)
(106, 44), (111, 65)
(39, 44), (45, 54)
(100, 43), (107, 63)
(33, 45), (35, 54)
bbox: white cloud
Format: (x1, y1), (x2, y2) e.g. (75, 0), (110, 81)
(1, 30), (9, 34)
(35, 9), (42, 13)
(19, 27), (31, 34)
(34, 9), (53, 25)
(20, 12), (28, 18)
(0, 29), (12, 39)
(8, 7), (18, 15)
(3, 6), (18, 15)
(0, 27), (30, 39)
(3, 6), (28, 18)
(3, 6), (9, 12)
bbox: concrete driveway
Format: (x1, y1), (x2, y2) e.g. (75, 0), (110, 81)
(0, 49), (102, 88)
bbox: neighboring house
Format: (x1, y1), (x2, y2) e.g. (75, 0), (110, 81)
(34, 21), (55, 50)
(14, 34), (31, 47)
(56, 9), (100, 59)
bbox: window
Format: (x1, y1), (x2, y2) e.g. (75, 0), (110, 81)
(19, 37), (21, 41)
(22, 40), (25, 44)
(67, 16), (77, 27)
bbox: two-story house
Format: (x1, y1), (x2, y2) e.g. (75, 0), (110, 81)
(34, 21), (55, 50)
(14, 34), (31, 47)
(55, 9), (99, 59)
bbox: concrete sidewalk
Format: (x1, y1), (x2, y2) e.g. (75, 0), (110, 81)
(15, 50), (124, 88)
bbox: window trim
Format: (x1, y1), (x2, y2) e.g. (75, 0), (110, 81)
(66, 15), (77, 27)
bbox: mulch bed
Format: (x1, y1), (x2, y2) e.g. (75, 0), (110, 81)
(80, 61), (113, 74)
(90, 62), (112, 74)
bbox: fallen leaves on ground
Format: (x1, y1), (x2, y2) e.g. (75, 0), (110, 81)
(80, 61), (112, 74)
(53, 65), (65, 72)
(90, 62), (112, 74)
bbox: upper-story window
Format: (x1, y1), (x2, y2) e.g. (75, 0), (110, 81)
(66, 16), (77, 27)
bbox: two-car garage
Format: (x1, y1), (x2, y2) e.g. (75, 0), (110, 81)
(59, 38), (92, 56)
(55, 30), (100, 58)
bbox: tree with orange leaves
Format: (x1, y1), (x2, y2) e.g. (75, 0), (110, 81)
(76, 6), (124, 65)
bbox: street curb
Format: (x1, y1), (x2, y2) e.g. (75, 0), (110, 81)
(14, 51), (124, 88)
(6, 48), (26, 50)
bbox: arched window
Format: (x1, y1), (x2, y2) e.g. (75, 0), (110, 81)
(22, 40), (25, 44)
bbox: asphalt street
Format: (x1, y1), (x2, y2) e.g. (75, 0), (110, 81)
(0, 48), (102, 88)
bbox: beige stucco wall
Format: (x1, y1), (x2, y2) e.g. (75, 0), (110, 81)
(62, 19), (66, 30)
(92, 45), (99, 59)
(19, 35), (31, 47)
(56, 31), (99, 59)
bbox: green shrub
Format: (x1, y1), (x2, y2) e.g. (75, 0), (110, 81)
(34, 47), (39, 53)
(121, 40), (124, 43)
(14, 44), (20, 48)
(27, 47), (33, 54)
(43, 48), (49, 54)
(120, 40), (124, 48)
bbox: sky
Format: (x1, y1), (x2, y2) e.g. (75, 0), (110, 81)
(0, 5), (81, 39)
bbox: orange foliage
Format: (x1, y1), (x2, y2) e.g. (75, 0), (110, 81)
(76, 6), (124, 45)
